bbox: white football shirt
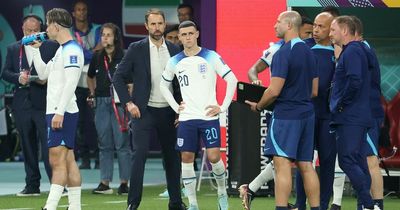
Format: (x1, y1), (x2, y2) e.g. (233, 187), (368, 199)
(33, 40), (83, 115)
(162, 48), (232, 121)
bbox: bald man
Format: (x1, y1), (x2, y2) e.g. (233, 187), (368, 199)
(246, 11), (319, 210)
(294, 12), (336, 210)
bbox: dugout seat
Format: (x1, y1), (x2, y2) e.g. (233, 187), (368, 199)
(379, 92), (400, 168)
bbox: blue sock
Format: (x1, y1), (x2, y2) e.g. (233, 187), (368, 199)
(374, 199), (383, 210)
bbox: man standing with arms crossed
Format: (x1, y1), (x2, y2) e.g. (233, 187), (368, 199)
(32, 8), (83, 210)
(160, 21), (237, 210)
(246, 11), (319, 210)
(329, 16), (378, 210)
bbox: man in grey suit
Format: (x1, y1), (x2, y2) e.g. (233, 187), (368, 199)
(113, 8), (185, 210)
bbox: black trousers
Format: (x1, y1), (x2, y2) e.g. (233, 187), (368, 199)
(14, 108), (51, 190)
(128, 106), (182, 207)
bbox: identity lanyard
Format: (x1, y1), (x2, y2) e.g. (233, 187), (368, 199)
(104, 56), (129, 132)
(75, 32), (84, 46)
(19, 45), (33, 74)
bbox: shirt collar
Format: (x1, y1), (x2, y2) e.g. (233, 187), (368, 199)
(149, 36), (167, 49)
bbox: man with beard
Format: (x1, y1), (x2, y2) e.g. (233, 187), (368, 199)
(113, 8), (185, 210)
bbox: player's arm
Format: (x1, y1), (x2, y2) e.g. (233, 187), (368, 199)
(220, 71), (238, 113)
(55, 47), (83, 116)
(248, 41), (283, 85)
(248, 59), (268, 85)
(211, 52), (238, 115)
(160, 59), (179, 113)
(31, 41), (51, 80)
(246, 47), (287, 112)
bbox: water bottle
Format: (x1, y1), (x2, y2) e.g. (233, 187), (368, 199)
(21, 32), (48, 45)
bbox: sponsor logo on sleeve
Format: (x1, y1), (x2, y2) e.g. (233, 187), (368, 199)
(70, 55), (78, 64)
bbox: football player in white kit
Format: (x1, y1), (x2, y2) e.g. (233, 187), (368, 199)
(32, 8), (83, 210)
(160, 20), (237, 210)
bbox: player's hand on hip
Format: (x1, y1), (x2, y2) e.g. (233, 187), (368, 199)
(126, 102), (141, 118)
(174, 118), (179, 128)
(178, 101), (186, 113)
(245, 100), (258, 112)
(51, 114), (64, 130)
(206, 105), (221, 117)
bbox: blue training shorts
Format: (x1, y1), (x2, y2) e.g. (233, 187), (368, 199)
(264, 114), (315, 161)
(363, 118), (383, 156)
(46, 112), (79, 149)
(176, 119), (220, 152)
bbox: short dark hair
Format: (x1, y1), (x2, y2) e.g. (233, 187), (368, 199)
(47, 8), (73, 28)
(301, 16), (313, 26)
(164, 24), (179, 36)
(334, 16), (356, 36)
(178, 20), (197, 31)
(322, 6), (340, 17)
(350, 16), (363, 36)
(145, 8), (165, 23)
(177, 3), (194, 15)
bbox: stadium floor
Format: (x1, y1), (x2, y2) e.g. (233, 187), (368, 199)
(0, 159), (399, 209)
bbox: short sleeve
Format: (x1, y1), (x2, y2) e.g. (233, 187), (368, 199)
(260, 41), (283, 66)
(62, 43), (84, 70)
(270, 49), (289, 79)
(211, 51), (231, 79)
(162, 58), (177, 82)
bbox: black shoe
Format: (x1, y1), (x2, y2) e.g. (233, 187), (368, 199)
(127, 204), (138, 210)
(118, 183), (129, 195)
(16, 188), (40, 196)
(169, 202), (187, 210)
(92, 182), (113, 194)
(330, 204), (341, 210)
(79, 160), (91, 169)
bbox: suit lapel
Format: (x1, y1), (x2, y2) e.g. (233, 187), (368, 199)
(143, 38), (151, 79)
